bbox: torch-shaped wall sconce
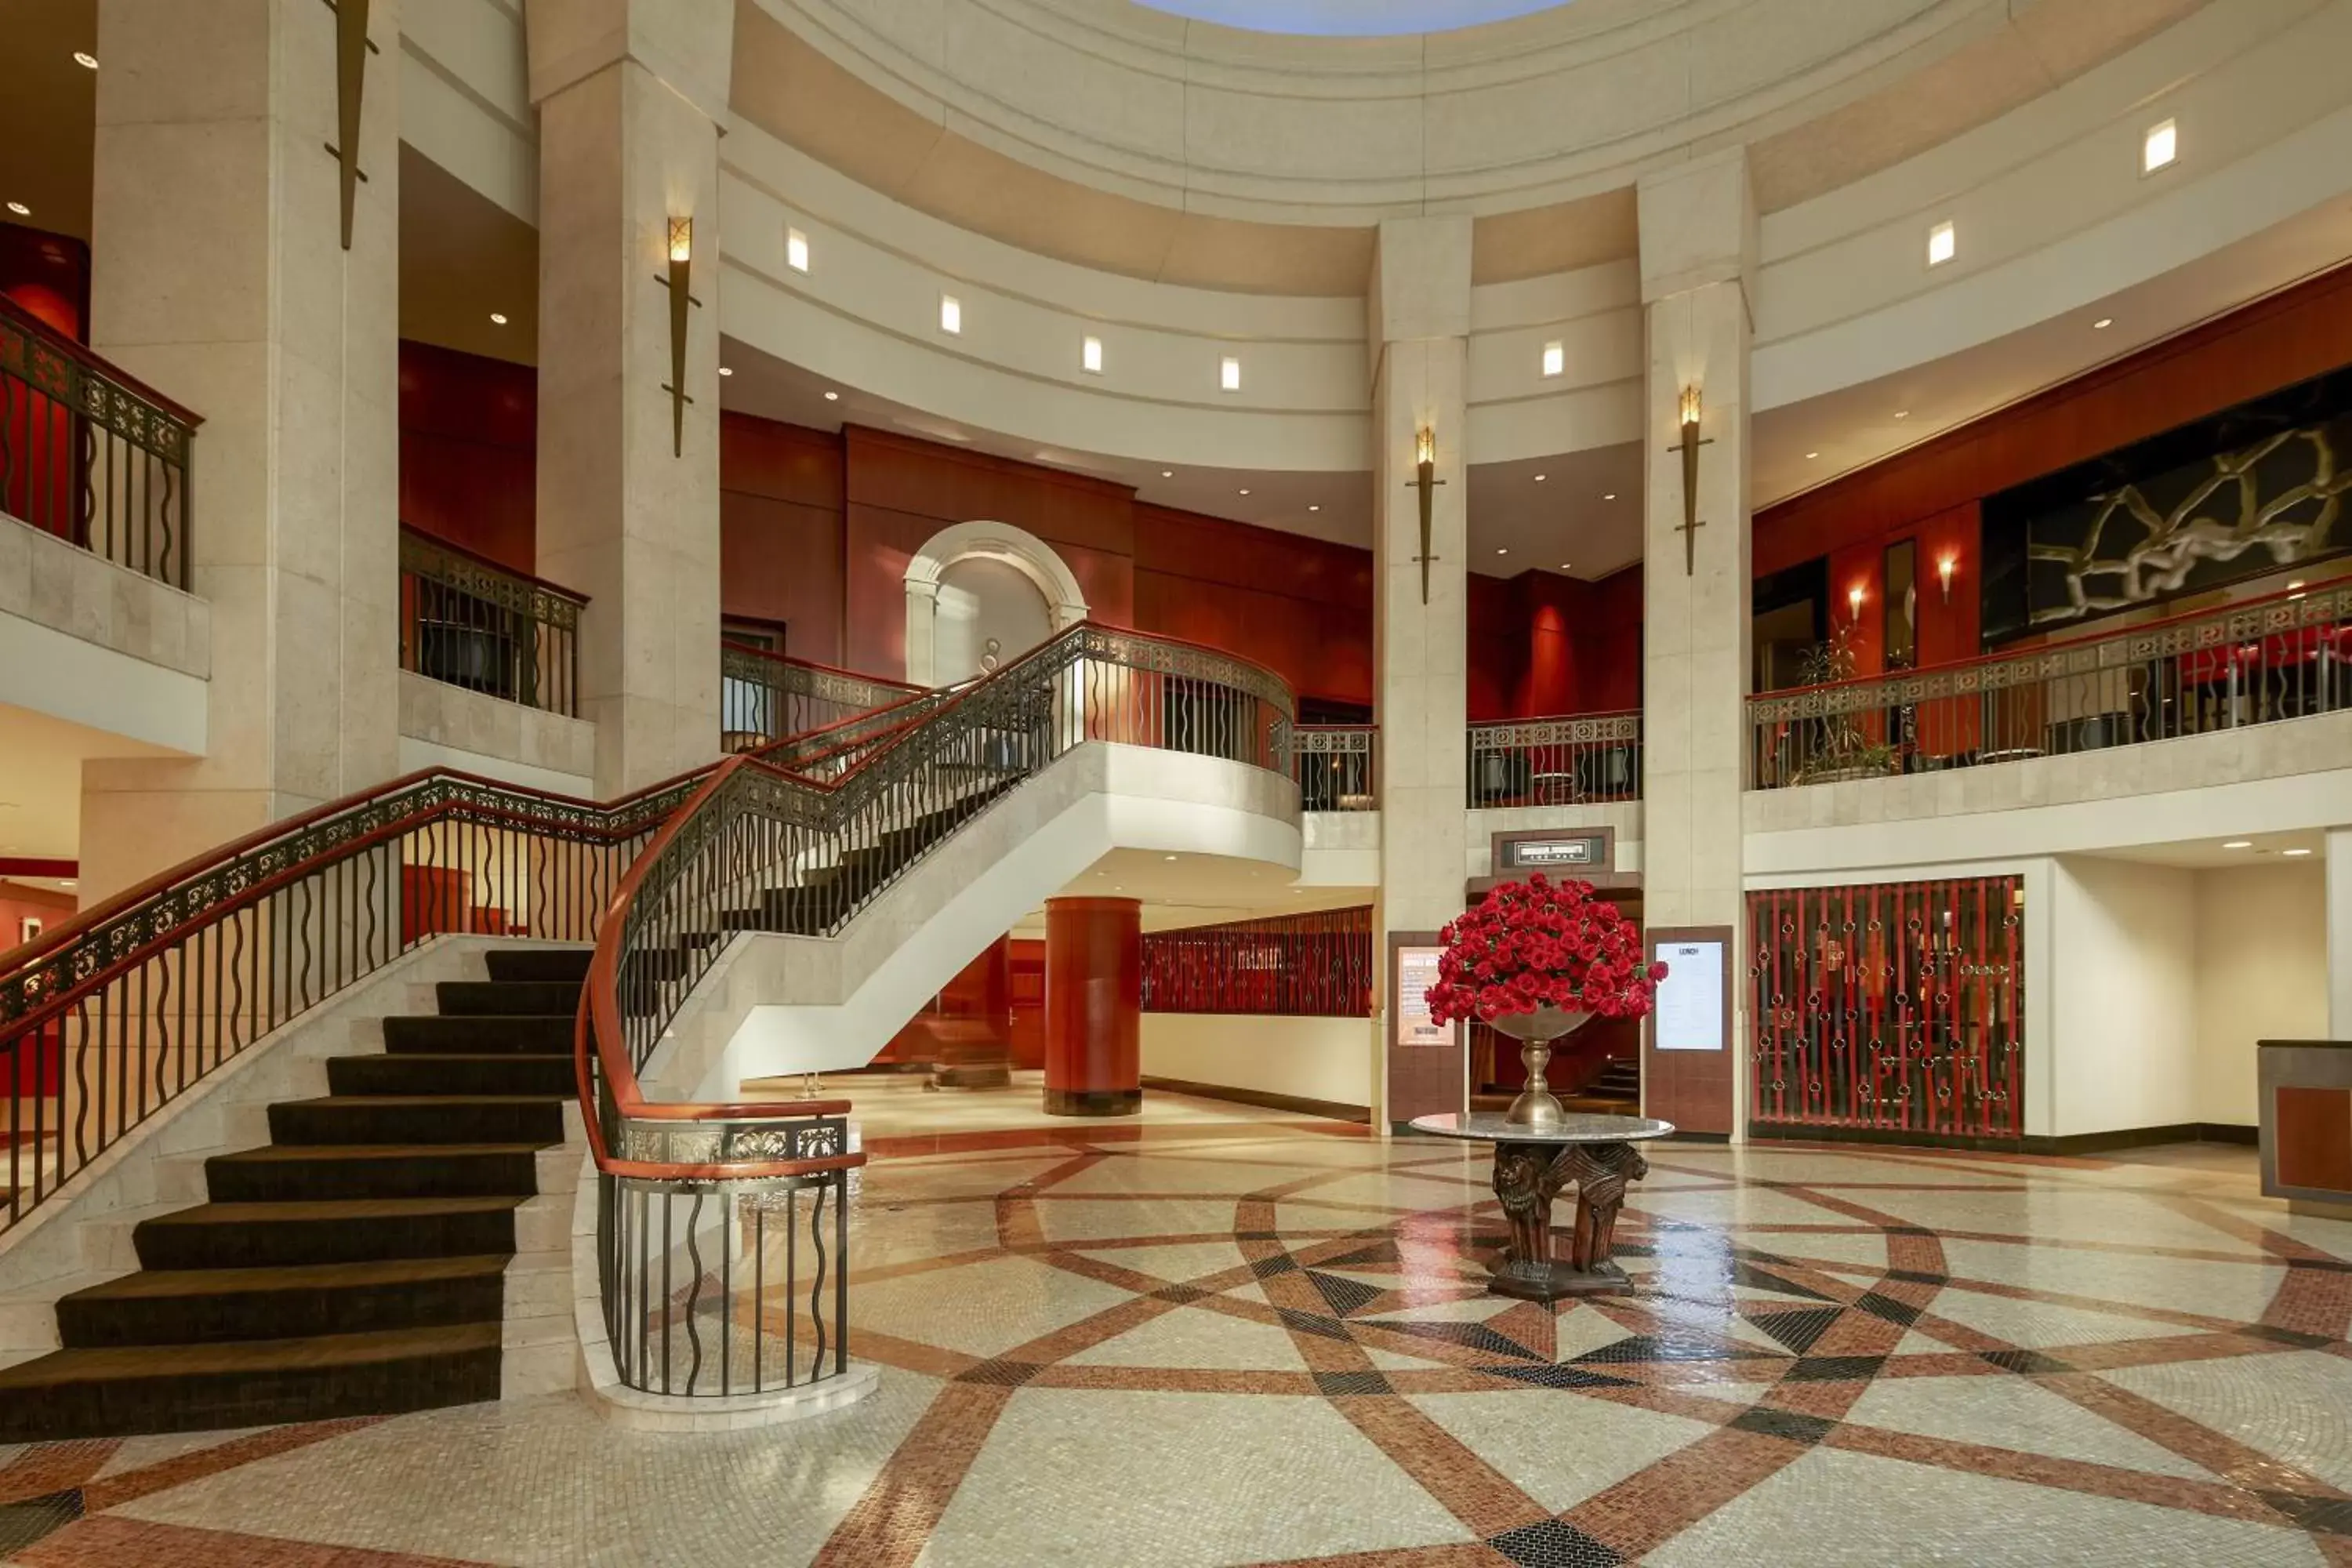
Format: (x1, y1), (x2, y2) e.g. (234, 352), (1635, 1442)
(1406, 423), (1445, 604)
(656, 216), (702, 457)
(1849, 584), (1866, 619)
(1668, 385), (1711, 575)
(1937, 554), (1957, 604)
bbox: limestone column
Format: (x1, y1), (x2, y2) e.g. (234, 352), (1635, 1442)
(77, 0), (403, 901)
(525, 0), (725, 796)
(2328, 826), (2352, 1038)
(1636, 149), (1755, 1138)
(1369, 216), (1472, 1133)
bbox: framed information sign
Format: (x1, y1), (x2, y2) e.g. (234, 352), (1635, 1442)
(1393, 945), (1449, 1048)
(1642, 924), (1735, 1137)
(1652, 936), (1727, 1052)
(1385, 929), (1464, 1131)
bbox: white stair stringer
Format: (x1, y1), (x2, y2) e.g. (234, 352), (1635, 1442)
(634, 741), (1302, 1102)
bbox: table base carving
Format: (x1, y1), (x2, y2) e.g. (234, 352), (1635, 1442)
(1488, 1138), (1648, 1301)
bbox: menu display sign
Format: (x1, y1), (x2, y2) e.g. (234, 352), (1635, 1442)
(1652, 938), (1726, 1053)
(1393, 946), (1451, 1048)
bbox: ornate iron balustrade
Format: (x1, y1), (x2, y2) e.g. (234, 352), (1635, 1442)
(1748, 579), (2352, 788)
(1467, 711), (1642, 808)
(720, 642), (921, 754)
(0, 294), (199, 590)
(399, 528), (586, 717)
(1291, 725), (1376, 811)
(576, 622), (1296, 1399)
(0, 765), (704, 1231)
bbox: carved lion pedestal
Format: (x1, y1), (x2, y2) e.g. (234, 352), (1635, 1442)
(1408, 1112), (1674, 1303)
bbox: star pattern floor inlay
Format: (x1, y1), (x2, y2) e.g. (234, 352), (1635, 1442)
(4, 1097), (2350, 1566)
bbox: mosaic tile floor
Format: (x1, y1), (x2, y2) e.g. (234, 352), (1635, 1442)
(5, 1107), (2351, 1566)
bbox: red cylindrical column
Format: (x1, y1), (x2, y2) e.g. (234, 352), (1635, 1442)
(1043, 896), (1142, 1116)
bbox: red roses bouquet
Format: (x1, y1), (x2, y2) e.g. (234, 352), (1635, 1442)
(1424, 873), (1666, 1025)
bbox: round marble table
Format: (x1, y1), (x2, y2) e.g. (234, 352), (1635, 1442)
(1410, 1112), (1675, 1301)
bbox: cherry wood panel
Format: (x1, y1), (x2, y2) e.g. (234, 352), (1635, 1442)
(720, 414), (847, 663)
(397, 340), (536, 575)
(1469, 564), (1644, 720)
(1134, 503), (1374, 706)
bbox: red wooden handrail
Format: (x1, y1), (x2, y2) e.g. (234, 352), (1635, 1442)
(718, 639), (919, 692)
(0, 292), (205, 426)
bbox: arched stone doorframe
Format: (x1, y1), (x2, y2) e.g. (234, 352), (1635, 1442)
(903, 520), (1090, 685)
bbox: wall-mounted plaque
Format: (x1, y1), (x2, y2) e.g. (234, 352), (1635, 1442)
(1393, 945), (1450, 1048)
(1490, 826), (1615, 877)
(1650, 931), (1730, 1054)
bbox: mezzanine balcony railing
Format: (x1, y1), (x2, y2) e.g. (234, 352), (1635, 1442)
(0, 294), (199, 591)
(1468, 711), (1642, 808)
(1747, 579), (2352, 789)
(1290, 724), (1376, 810)
(398, 526), (586, 718)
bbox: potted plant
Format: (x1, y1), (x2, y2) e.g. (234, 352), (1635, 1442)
(1425, 874), (1666, 1127)
(1793, 621), (1897, 783)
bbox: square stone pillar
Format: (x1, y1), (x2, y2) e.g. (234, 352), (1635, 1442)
(1370, 216), (1472, 1131)
(527, 0), (728, 796)
(78, 0), (403, 901)
(1638, 149), (1755, 1138)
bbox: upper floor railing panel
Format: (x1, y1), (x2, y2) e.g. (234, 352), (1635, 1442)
(1468, 711), (1642, 808)
(0, 295), (199, 592)
(398, 527), (586, 719)
(1292, 725), (1375, 811)
(1747, 580), (2352, 789)
(720, 643), (920, 755)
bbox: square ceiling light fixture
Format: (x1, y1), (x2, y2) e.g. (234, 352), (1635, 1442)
(939, 294), (962, 334)
(1926, 220), (1956, 267)
(786, 227), (810, 272)
(2143, 118), (2177, 174)
(1082, 335), (1104, 374)
(1220, 355), (1241, 392)
(1541, 341), (1564, 378)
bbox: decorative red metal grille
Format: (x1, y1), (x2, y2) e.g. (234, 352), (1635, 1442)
(1141, 906), (1372, 1018)
(1748, 877), (2024, 1140)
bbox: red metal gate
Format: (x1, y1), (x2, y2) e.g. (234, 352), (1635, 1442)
(1748, 876), (2024, 1140)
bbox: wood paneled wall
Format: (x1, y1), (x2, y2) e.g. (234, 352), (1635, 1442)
(1468, 564), (1643, 720)
(397, 340), (537, 576)
(720, 413), (847, 662)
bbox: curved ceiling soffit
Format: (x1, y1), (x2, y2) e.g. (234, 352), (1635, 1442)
(731, 0), (2215, 292)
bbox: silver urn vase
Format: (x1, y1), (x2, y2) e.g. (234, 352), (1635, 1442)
(1490, 1007), (1592, 1127)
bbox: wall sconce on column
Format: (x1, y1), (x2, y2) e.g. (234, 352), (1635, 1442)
(1849, 584), (1866, 619)
(1669, 385), (1711, 575)
(657, 216), (702, 458)
(1937, 554), (1957, 604)
(1406, 424), (1444, 604)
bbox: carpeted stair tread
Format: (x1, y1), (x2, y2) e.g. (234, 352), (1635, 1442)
(436, 980), (583, 1016)
(327, 1053), (576, 1097)
(383, 1014), (574, 1054)
(56, 1254), (511, 1347)
(212, 1141), (552, 1165)
(143, 1196), (526, 1227)
(205, 1142), (550, 1200)
(268, 1094), (568, 1146)
(0, 1323), (504, 1439)
(482, 948), (592, 984)
(132, 1196), (524, 1269)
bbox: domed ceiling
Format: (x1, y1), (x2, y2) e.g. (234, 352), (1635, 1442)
(1131, 0), (1569, 34)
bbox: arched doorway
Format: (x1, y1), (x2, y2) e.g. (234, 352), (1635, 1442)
(904, 521), (1089, 685)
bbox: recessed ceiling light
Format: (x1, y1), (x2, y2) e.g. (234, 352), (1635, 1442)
(2223, 840), (2252, 849)
(823, 390), (839, 401)
(1163, 855), (1178, 862)
(786, 227), (809, 272)
(2093, 318), (2114, 330)
(1893, 410), (1909, 419)
(1927, 220), (1956, 267)
(1602, 492), (1616, 501)
(2285, 848), (2314, 858)
(1160, 470), (1174, 478)
(57, 879), (74, 889)
(1559, 562), (1571, 570)
(73, 51), (97, 69)
(1533, 474), (1547, 483)
(488, 312), (507, 325)
(718, 366), (732, 376)
(1308, 504), (1319, 512)
(1541, 341), (1564, 378)
(1220, 356), (1241, 392)
(2143, 118), (2177, 174)
(1081, 335), (1103, 374)
(1495, 546), (1508, 555)
(5, 201), (28, 216)
(1806, 451), (1820, 459)
(938, 294), (962, 334)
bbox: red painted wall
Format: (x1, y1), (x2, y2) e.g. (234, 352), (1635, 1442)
(0, 221), (88, 340)
(397, 340), (536, 576)
(1, 224), (89, 544)
(1468, 564), (1643, 720)
(1754, 262), (2352, 667)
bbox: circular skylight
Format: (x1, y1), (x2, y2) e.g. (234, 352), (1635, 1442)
(1136, 0), (1567, 36)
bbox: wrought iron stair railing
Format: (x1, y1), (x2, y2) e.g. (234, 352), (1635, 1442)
(720, 641), (924, 754)
(576, 622), (1297, 1399)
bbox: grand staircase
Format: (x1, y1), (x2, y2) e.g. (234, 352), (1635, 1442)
(0, 949), (586, 1440)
